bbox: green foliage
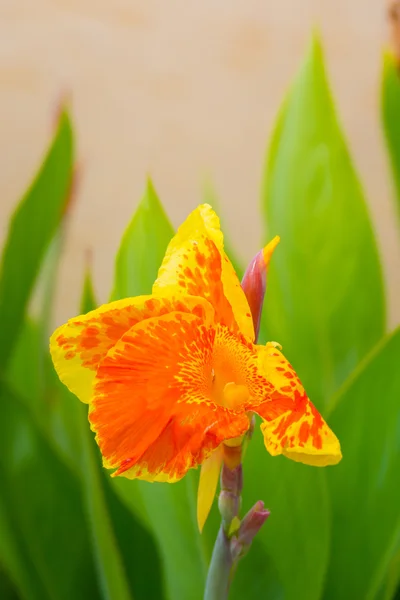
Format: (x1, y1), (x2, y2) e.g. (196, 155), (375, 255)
(1, 32), (400, 600)
(110, 181), (218, 598)
(0, 110), (73, 373)
(77, 273), (165, 600)
(111, 178), (174, 300)
(261, 36), (385, 409)
(0, 383), (100, 600)
(324, 328), (400, 600)
(381, 51), (400, 219)
(237, 445), (330, 600)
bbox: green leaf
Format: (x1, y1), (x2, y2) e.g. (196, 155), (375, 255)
(376, 547), (400, 600)
(110, 185), (216, 598)
(111, 179), (174, 300)
(76, 272), (132, 600)
(0, 109), (74, 372)
(0, 383), (99, 600)
(76, 269), (165, 600)
(381, 51), (400, 220)
(80, 265), (98, 314)
(230, 433), (330, 600)
(0, 491), (40, 599)
(323, 328), (400, 600)
(77, 402), (133, 600)
(6, 195), (83, 470)
(75, 269), (163, 600)
(261, 35), (385, 408)
(114, 475), (212, 599)
(0, 563), (19, 600)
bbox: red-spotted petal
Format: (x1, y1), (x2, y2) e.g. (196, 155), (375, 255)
(247, 343), (342, 466)
(153, 204), (255, 341)
(50, 295), (214, 403)
(90, 311), (249, 482)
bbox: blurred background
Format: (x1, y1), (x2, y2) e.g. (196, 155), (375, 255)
(1, 0), (399, 328)
(2, 3), (400, 600)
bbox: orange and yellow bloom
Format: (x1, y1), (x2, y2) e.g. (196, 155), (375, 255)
(50, 204), (341, 529)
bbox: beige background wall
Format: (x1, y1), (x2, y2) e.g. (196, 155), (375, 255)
(1, 1), (399, 327)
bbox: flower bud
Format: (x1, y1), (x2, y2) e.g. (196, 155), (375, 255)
(237, 500), (270, 549)
(241, 236), (280, 342)
(218, 491), (240, 524)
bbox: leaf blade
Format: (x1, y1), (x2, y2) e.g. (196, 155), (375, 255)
(0, 110), (74, 371)
(261, 35), (385, 408)
(381, 51), (400, 220)
(323, 328), (400, 600)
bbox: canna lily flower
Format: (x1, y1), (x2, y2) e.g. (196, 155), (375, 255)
(50, 204), (341, 530)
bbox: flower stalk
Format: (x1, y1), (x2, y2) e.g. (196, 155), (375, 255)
(204, 242), (279, 599)
(204, 460), (270, 600)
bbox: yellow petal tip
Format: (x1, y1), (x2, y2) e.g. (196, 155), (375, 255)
(262, 235), (280, 267)
(197, 447), (223, 532)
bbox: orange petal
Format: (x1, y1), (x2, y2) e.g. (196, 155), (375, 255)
(50, 295), (213, 403)
(153, 204), (255, 341)
(248, 343), (342, 466)
(197, 446), (223, 532)
(90, 311), (249, 482)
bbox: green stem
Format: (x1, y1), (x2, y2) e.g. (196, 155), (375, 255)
(203, 526), (233, 600)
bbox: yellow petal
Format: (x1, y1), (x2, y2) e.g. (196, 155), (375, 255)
(153, 204), (255, 341)
(247, 343), (342, 466)
(50, 294), (214, 404)
(197, 446), (223, 532)
(262, 235), (280, 266)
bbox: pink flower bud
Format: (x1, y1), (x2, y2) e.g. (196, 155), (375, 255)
(241, 236), (280, 342)
(237, 500), (270, 548)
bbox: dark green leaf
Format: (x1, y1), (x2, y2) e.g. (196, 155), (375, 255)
(0, 110), (74, 372)
(0, 384), (99, 600)
(323, 328), (400, 600)
(114, 474), (212, 599)
(77, 401), (133, 600)
(381, 51), (400, 220)
(261, 35), (385, 408)
(0, 563), (20, 600)
(76, 270), (165, 600)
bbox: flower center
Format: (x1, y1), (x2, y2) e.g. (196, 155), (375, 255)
(210, 326), (251, 410)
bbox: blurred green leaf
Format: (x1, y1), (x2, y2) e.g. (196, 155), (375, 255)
(6, 231), (82, 472)
(74, 275), (133, 600)
(110, 184), (216, 598)
(0, 491), (37, 599)
(0, 563), (19, 600)
(77, 401), (134, 600)
(111, 179), (174, 300)
(376, 547), (400, 600)
(232, 434), (330, 600)
(381, 51), (400, 219)
(115, 475), (212, 599)
(261, 35), (385, 408)
(323, 328), (400, 600)
(0, 109), (74, 373)
(81, 265), (97, 314)
(76, 269), (165, 600)
(0, 383), (99, 600)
